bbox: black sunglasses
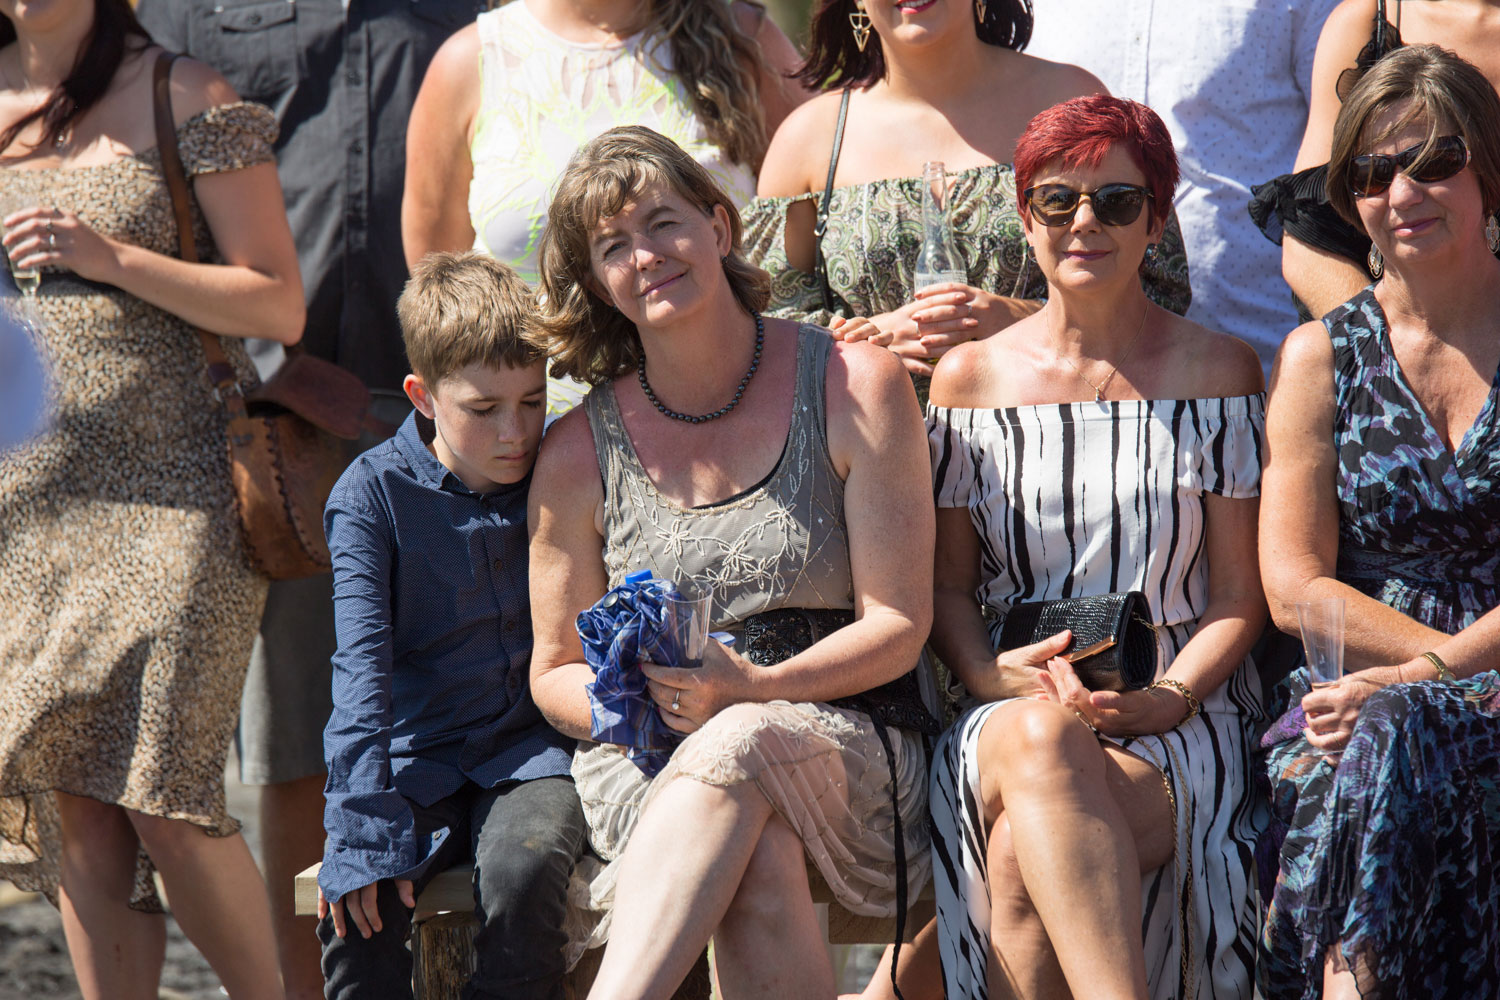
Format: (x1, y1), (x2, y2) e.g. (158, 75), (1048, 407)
(1349, 134), (1470, 197)
(1022, 183), (1155, 227)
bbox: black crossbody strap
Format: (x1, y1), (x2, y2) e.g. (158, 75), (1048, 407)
(815, 87), (853, 314)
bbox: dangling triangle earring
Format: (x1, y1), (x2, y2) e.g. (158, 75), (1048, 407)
(975, 0), (990, 21)
(849, 3), (872, 52)
(1367, 244), (1384, 279)
(1486, 212), (1500, 254)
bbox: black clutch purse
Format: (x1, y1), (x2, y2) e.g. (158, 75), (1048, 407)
(995, 592), (1158, 691)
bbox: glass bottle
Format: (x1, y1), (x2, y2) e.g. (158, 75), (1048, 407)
(914, 160), (966, 290)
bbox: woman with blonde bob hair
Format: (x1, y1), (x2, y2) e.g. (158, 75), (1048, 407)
(1258, 44), (1500, 1000)
(527, 125), (939, 999)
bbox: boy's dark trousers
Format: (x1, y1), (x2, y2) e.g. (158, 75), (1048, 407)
(318, 775), (586, 1000)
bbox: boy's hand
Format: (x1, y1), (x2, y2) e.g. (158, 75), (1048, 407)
(318, 879), (416, 939)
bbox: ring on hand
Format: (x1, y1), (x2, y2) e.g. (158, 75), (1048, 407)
(671, 690), (681, 712)
(47, 232), (56, 249)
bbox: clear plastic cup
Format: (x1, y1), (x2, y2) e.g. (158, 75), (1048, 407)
(661, 585), (712, 669)
(1295, 598), (1346, 687)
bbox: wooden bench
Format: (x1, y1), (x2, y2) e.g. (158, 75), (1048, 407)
(295, 863), (933, 999)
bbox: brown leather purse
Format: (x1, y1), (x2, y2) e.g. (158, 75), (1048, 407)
(152, 52), (370, 579)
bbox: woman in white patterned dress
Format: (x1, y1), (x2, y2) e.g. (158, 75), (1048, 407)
(401, 0), (805, 418)
(914, 96), (1266, 1000)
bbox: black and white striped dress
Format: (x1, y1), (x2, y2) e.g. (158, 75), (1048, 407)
(926, 396), (1266, 1000)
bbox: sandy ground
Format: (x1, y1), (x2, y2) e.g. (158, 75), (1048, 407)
(0, 755), (255, 1000)
(0, 758), (883, 999)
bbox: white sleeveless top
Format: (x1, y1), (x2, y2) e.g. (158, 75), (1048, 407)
(468, 0), (758, 286)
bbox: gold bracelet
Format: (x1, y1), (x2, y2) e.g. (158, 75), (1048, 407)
(1422, 651), (1456, 683)
(1148, 678), (1201, 724)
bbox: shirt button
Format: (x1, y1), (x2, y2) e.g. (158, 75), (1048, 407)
(346, 70), (361, 85)
(493, 558), (503, 571)
(504, 621), (517, 632)
(248, 12), (261, 24)
(350, 140), (363, 155)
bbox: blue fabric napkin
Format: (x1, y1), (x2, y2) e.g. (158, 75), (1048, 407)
(576, 572), (707, 776)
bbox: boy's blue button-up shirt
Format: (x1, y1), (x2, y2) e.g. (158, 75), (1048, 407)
(318, 411), (574, 904)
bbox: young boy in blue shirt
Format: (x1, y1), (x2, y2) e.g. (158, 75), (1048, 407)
(316, 252), (582, 999)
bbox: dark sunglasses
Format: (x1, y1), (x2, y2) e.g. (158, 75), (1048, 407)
(1349, 134), (1469, 197)
(1022, 183), (1155, 227)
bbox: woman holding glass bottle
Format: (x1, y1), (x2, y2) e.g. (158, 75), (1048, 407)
(0, 1), (303, 996)
(1257, 45), (1500, 1000)
(746, 0), (1192, 381)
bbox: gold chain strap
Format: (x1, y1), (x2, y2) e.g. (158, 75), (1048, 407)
(1137, 738), (1196, 998)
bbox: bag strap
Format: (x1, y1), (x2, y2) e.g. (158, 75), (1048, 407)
(814, 86), (853, 315)
(151, 50), (249, 421)
(1374, 0), (1387, 55)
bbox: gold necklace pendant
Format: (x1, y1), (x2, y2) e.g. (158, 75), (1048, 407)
(1058, 304), (1151, 403)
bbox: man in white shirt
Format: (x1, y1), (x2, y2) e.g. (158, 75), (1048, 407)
(1027, 0), (1338, 366)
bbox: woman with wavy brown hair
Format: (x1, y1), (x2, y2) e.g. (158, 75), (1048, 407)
(528, 125), (938, 1000)
(402, 0), (806, 419)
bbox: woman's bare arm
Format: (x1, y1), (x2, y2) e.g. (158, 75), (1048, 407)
(7, 57), (305, 342)
(401, 24), (480, 269)
(528, 408), (610, 740)
(1282, 0), (1378, 317)
(1260, 321), (1447, 666)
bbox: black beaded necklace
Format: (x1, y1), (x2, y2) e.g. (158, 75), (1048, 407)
(637, 312), (764, 424)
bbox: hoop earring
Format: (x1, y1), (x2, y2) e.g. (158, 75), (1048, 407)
(975, 0), (990, 22)
(1486, 213), (1500, 254)
(1367, 244), (1384, 279)
(849, 3), (872, 52)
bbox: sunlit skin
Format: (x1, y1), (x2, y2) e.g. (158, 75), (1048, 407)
(588, 186), (734, 340)
(1021, 146), (1166, 298)
(403, 361), (547, 493)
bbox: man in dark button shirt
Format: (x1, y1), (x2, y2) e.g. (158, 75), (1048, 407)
(134, 3), (483, 994)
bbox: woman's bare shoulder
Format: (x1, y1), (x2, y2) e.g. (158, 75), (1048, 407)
(758, 89), (847, 197)
(1268, 320), (1337, 400)
(1162, 317), (1266, 399)
(928, 338), (1003, 409)
(533, 404), (603, 504)
(1001, 50), (1109, 106)
(161, 50), (242, 123)
(419, 22), (482, 99)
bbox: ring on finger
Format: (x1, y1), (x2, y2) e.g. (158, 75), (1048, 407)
(47, 232), (56, 249)
(671, 690), (681, 712)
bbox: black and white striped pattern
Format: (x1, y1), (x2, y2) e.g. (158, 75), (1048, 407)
(926, 396), (1266, 1000)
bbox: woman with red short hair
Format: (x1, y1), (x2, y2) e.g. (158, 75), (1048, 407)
(917, 95), (1267, 1000)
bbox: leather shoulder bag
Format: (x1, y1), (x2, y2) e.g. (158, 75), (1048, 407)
(152, 51), (371, 579)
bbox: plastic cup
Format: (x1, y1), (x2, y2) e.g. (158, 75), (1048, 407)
(1295, 598), (1345, 687)
(662, 585), (712, 669)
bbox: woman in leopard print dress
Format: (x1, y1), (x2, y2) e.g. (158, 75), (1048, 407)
(0, 3), (303, 995)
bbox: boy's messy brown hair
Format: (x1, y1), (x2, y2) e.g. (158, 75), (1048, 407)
(398, 251), (542, 385)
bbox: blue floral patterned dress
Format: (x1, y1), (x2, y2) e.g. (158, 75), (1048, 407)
(1258, 287), (1500, 999)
